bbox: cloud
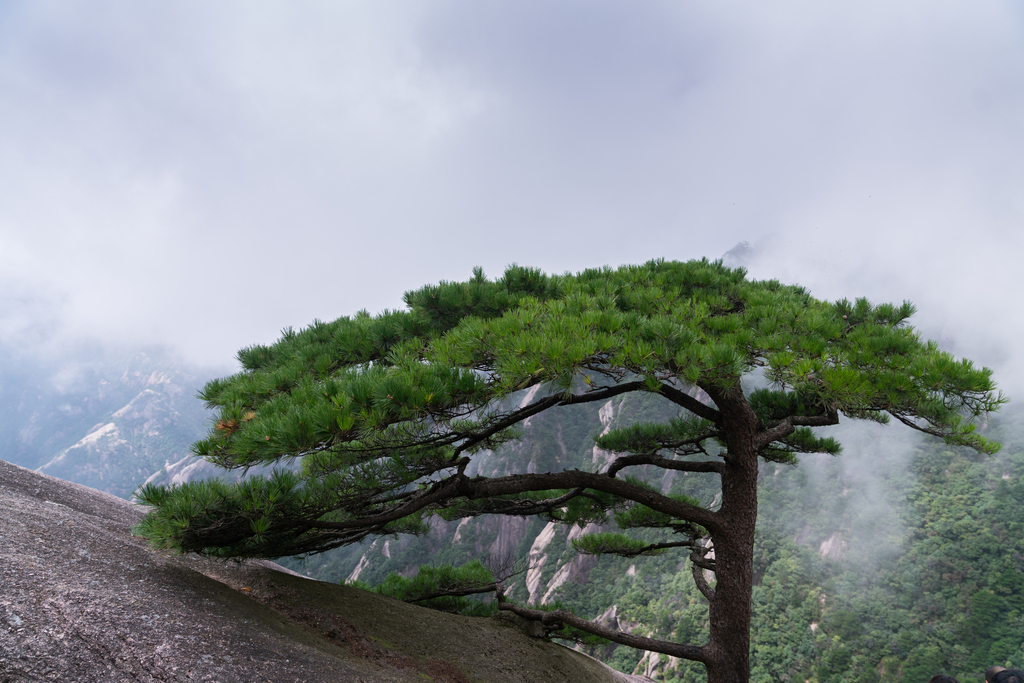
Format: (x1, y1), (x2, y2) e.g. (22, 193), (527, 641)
(0, 0), (1021, 382)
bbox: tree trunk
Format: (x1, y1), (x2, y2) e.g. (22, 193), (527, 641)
(702, 386), (761, 683)
(703, 519), (756, 683)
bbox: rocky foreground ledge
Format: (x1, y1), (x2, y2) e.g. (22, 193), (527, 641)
(0, 459), (650, 683)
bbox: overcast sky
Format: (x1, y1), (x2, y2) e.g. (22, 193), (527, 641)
(1, 2), (1022, 388)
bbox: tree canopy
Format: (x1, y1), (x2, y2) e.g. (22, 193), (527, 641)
(136, 258), (1004, 683)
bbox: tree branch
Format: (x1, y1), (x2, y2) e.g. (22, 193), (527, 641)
(688, 540), (716, 601)
(691, 560), (715, 602)
(453, 381), (649, 456)
(304, 469), (723, 538)
(409, 583), (499, 602)
(586, 539), (697, 559)
(755, 411), (839, 450)
(889, 411), (955, 439)
(657, 384), (722, 424)
(446, 487), (587, 517)
(462, 471), (723, 534)
(560, 381), (651, 406)
(606, 454), (725, 478)
(495, 587), (706, 663)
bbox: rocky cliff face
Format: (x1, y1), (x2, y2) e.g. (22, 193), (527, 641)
(0, 459), (650, 683)
(33, 367), (211, 498)
(0, 346), (216, 499)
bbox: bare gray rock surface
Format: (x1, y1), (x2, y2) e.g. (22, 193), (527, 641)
(0, 459), (652, 682)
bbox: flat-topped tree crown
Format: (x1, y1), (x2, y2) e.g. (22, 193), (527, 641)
(136, 258), (1004, 683)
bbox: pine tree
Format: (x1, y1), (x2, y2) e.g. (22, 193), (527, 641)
(135, 259), (1004, 683)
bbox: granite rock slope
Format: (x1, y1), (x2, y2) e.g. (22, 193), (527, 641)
(0, 459), (650, 683)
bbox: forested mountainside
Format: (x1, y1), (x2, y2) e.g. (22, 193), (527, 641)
(0, 342), (215, 498)
(278, 392), (1024, 683)
(3, 344), (1021, 682)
